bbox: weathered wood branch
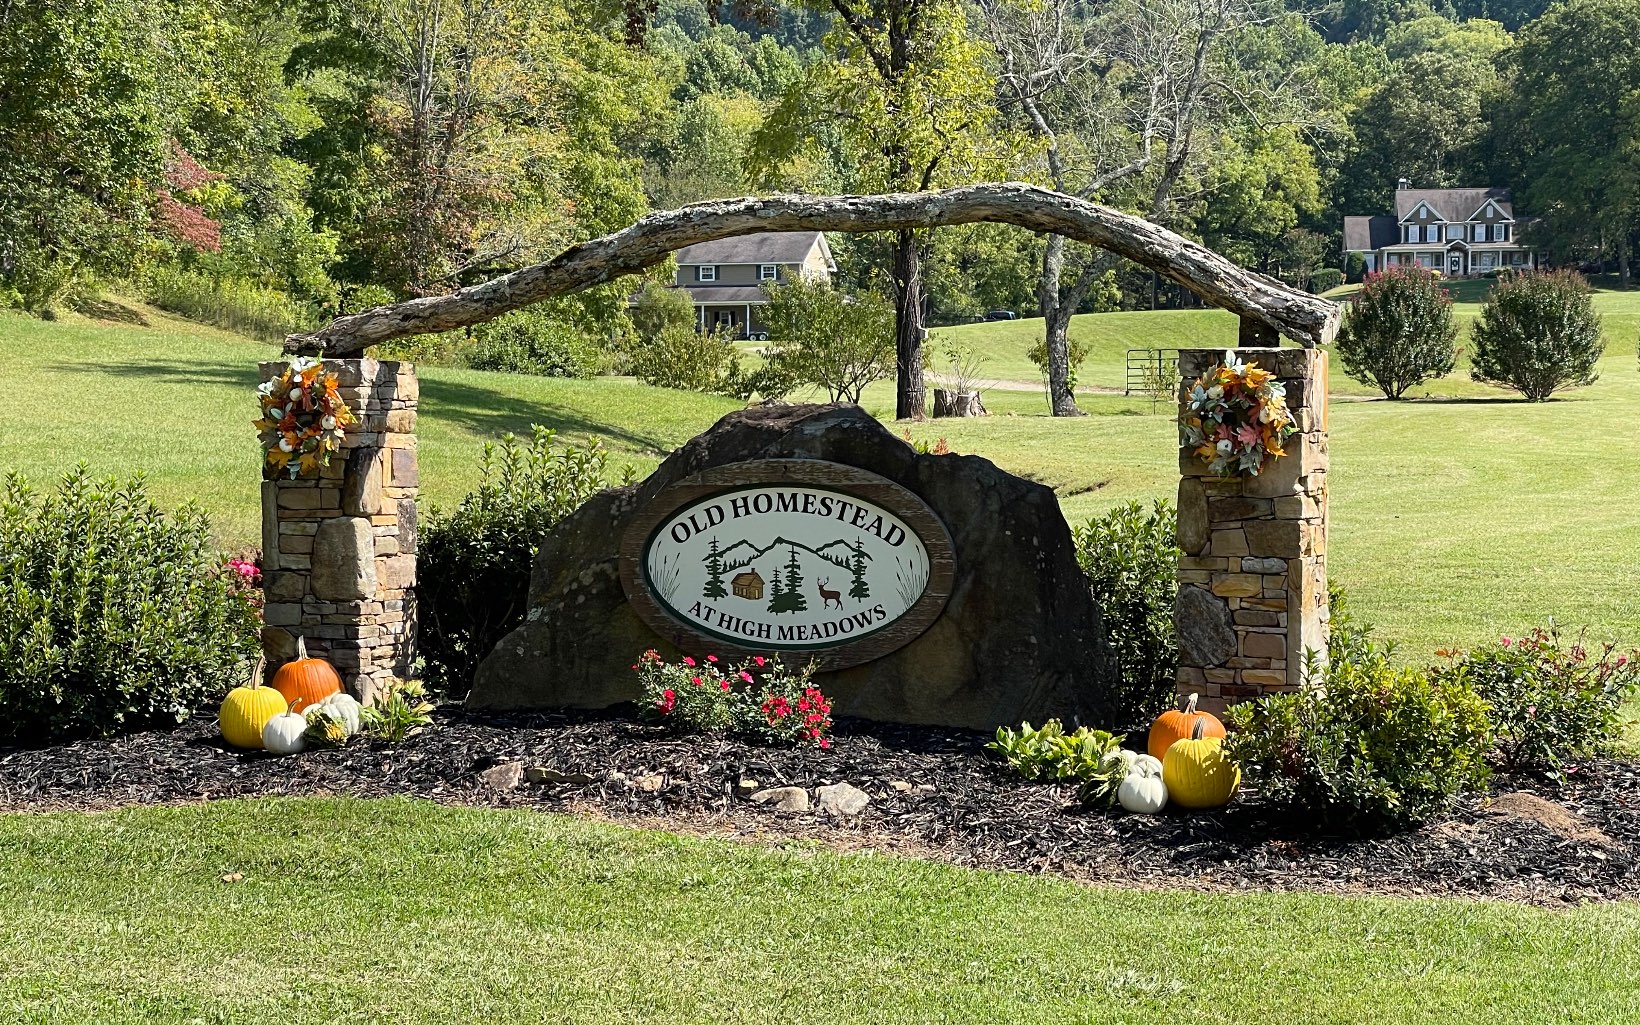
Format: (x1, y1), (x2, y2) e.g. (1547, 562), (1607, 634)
(285, 182), (1340, 355)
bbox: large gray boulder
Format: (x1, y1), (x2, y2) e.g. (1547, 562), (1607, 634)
(467, 404), (1118, 730)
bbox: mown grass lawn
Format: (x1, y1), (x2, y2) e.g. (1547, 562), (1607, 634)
(0, 797), (1635, 1025)
(2, 288), (1637, 656)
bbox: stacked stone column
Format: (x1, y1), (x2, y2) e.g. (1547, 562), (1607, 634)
(1174, 347), (1329, 714)
(259, 358), (418, 701)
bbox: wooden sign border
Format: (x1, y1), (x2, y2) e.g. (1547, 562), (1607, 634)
(618, 459), (956, 672)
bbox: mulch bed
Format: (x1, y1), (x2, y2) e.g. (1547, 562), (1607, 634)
(3, 707), (1634, 906)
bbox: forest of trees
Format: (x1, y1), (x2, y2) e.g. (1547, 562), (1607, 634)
(3, 0), (1637, 404)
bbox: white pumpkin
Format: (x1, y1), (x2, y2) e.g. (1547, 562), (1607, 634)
(1117, 754), (1168, 814)
(319, 692), (362, 736)
(262, 711), (308, 755)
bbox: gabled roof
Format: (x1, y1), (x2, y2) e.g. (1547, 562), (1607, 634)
(1393, 187), (1513, 222)
(1343, 215), (1398, 253)
(675, 231), (832, 267)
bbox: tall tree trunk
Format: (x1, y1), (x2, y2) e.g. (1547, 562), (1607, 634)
(1037, 234), (1081, 416)
(893, 228), (926, 420)
(1620, 235), (1631, 289)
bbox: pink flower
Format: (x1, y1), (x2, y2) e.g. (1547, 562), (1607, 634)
(753, 656), (767, 667)
(682, 656), (696, 667)
(657, 689), (676, 714)
(720, 680), (730, 691)
(739, 671), (753, 683)
(1500, 637), (1512, 648)
(706, 655), (718, 663)
(691, 676), (703, 687)
(1526, 705), (1537, 718)
(819, 738), (831, 749)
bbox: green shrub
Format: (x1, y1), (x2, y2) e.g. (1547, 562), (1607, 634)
(1470, 270), (1604, 401)
(1310, 268), (1343, 294)
(417, 428), (628, 694)
(986, 719), (1128, 805)
(1334, 267), (1457, 399)
(139, 266), (319, 342)
(1073, 501), (1180, 729)
(1434, 625), (1639, 776)
(465, 309), (605, 378)
(758, 277), (896, 403)
(1344, 251), (1367, 284)
(623, 323), (747, 395)
(1027, 334), (1091, 401)
(1224, 610), (1493, 832)
(0, 468), (261, 740)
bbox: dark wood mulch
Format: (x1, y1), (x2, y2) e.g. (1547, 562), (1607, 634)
(2, 707), (1634, 906)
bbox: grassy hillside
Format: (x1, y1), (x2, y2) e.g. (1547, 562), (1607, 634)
(2, 290), (1637, 656)
(3, 798), (1637, 1024)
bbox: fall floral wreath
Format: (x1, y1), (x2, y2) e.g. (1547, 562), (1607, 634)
(1179, 352), (1296, 477)
(255, 357), (357, 478)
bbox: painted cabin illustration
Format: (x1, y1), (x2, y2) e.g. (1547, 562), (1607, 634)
(731, 570), (765, 600)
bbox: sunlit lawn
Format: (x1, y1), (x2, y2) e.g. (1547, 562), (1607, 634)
(2, 286), (1637, 656)
(1, 797), (1636, 1024)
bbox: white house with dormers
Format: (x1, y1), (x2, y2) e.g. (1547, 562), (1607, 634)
(1343, 180), (1537, 277)
(669, 231), (837, 340)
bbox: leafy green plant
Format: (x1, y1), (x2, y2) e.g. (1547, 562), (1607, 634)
(986, 720), (1128, 806)
(1309, 268), (1343, 294)
(622, 323), (746, 395)
(1027, 335), (1091, 407)
(1224, 623), (1493, 833)
(464, 308), (606, 378)
(1073, 501), (1181, 730)
(140, 266), (320, 343)
(633, 650), (833, 747)
(1334, 267), (1457, 399)
(758, 277), (896, 403)
(1470, 270), (1604, 401)
(360, 678), (434, 744)
(1434, 625), (1638, 776)
(0, 467), (261, 740)
(417, 428), (628, 693)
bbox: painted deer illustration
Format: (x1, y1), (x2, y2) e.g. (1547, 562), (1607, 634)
(817, 578), (843, 610)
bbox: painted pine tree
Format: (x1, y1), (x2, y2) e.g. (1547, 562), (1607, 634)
(848, 539), (870, 601)
(784, 545), (808, 612)
(766, 566), (786, 613)
(702, 536), (728, 599)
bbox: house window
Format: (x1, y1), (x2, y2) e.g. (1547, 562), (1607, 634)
(759, 265), (778, 281)
(697, 266), (717, 282)
(1500, 224), (1510, 241)
(714, 310), (734, 327)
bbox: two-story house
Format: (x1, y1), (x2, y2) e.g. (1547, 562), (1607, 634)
(671, 231), (837, 340)
(1344, 180), (1537, 278)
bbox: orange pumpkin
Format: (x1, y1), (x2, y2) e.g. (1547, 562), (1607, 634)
(1147, 692), (1226, 762)
(271, 636), (342, 711)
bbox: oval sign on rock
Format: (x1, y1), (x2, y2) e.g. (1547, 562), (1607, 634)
(619, 460), (954, 671)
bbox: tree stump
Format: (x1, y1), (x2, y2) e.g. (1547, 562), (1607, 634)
(933, 389), (987, 417)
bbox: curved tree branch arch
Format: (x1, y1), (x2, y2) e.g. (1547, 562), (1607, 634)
(286, 182), (1340, 356)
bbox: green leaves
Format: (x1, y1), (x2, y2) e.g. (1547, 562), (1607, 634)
(757, 276), (896, 404)
(1469, 270), (1605, 401)
(0, 466), (260, 740)
(1072, 501), (1180, 730)
(986, 720), (1129, 806)
(1336, 267), (1459, 400)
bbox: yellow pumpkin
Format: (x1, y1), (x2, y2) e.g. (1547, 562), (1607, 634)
(220, 656), (288, 750)
(1162, 718), (1240, 809)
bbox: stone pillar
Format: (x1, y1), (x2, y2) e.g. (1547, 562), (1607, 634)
(258, 358), (418, 701)
(1174, 347), (1328, 714)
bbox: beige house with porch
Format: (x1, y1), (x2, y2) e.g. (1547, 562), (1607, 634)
(1344, 180), (1537, 278)
(671, 231), (836, 340)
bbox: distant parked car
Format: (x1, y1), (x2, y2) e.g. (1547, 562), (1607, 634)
(984, 309), (1018, 321)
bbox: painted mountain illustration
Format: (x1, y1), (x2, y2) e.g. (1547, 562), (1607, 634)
(713, 536), (861, 572)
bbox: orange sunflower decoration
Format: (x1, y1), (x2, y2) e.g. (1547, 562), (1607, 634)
(254, 357), (357, 478)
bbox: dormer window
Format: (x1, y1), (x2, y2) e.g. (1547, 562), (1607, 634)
(697, 266), (717, 282)
(759, 264), (778, 281)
